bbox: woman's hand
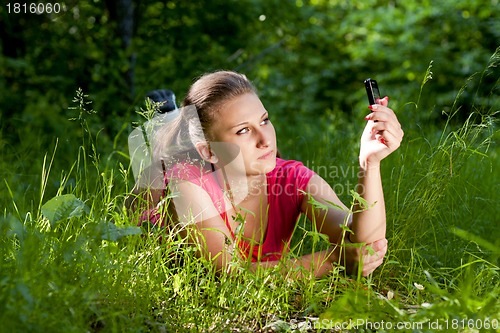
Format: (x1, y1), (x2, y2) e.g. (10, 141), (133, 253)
(342, 238), (388, 276)
(360, 97), (404, 168)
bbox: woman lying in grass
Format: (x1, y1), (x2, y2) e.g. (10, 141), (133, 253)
(131, 70), (403, 277)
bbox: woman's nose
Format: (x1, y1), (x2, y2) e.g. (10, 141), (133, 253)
(256, 128), (271, 147)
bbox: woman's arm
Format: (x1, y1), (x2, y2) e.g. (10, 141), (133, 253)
(300, 97), (402, 274)
(300, 174), (388, 276)
(172, 177), (387, 277)
(172, 180), (341, 277)
(350, 97), (403, 243)
(350, 166), (385, 243)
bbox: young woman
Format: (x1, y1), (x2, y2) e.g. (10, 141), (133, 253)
(133, 70), (403, 278)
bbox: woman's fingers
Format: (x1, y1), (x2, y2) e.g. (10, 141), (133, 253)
(369, 238), (388, 252)
(377, 96), (389, 107)
(363, 238), (388, 258)
(371, 122), (404, 141)
(370, 120), (400, 134)
(360, 239), (388, 276)
(362, 256), (385, 276)
(386, 129), (405, 148)
(362, 96), (404, 157)
(365, 104), (404, 148)
(343, 238), (388, 276)
(366, 104), (400, 124)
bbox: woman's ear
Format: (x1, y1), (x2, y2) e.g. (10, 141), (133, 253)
(195, 141), (218, 164)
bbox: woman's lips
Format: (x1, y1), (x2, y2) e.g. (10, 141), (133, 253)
(258, 150), (274, 160)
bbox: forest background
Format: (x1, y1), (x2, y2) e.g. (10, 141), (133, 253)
(1, 0), (499, 332)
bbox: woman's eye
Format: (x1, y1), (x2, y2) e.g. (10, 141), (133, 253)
(236, 118), (269, 135)
(236, 127), (249, 135)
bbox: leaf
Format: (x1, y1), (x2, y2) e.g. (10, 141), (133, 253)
(340, 224), (354, 235)
(365, 244), (376, 256)
(41, 194), (90, 227)
(307, 196), (330, 211)
(2, 214), (26, 242)
(99, 221), (142, 242)
(349, 190), (375, 211)
(306, 193), (346, 212)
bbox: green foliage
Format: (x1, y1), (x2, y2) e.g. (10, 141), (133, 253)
(1, 1), (499, 142)
(41, 194), (90, 227)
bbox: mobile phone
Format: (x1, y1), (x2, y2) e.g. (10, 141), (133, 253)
(364, 78), (381, 105)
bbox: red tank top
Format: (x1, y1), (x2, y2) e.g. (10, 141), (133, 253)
(141, 158), (315, 262)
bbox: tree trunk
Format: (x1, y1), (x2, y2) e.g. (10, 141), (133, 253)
(106, 0), (135, 99)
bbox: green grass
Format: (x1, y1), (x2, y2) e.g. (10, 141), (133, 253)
(1, 64), (499, 332)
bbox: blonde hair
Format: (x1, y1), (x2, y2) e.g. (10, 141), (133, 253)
(182, 70), (256, 137)
(151, 70), (257, 168)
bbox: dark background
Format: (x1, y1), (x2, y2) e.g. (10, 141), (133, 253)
(1, 0), (499, 205)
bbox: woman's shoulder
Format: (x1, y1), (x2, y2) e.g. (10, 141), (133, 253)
(273, 157), (311, 172)
(270, 158), (315, 181)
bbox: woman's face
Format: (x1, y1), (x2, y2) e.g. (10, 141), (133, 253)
(208, 93), (277, 176)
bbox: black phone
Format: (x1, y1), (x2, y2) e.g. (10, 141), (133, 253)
(364, 78), (381, 105)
